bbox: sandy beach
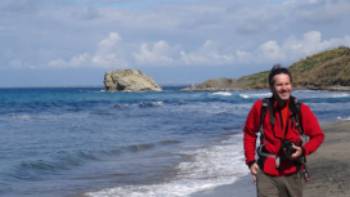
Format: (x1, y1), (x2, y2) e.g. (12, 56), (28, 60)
(303, 120), (350, 197)
(191, 120), (350, 197)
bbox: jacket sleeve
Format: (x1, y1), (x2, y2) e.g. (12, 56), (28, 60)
(243, 100), (262, 166)
(300, 104), (325, 156)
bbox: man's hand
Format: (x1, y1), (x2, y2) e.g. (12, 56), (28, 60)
(249, 162), (259, 182)
(291, 144), (303, 159)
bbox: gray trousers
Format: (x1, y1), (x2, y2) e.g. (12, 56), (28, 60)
(256, 170), (304, 197)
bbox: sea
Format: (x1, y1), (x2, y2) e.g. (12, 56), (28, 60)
(1, 87), (350, 197)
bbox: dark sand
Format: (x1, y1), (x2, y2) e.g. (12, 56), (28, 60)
(303, 121), (350, 197)
(191, 120), (350, 197)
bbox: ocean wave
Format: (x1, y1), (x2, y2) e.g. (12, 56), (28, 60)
(126, 143), (156, 153)
(5, 112), (88, 122)
(239, 92), (271, 99)
(175, 135), (247, 180)
(18, 160), (69, 173)
(1, 99), (117, 114)
(124, 140), (181, 153)
(112, 101), (168, 110)
(328, 93), (350, 98)
(9, 114), (33, 121)
(86, 135), (248, 197)
(294, 90), (350, 99)
(171, 102), (251, 116)
(9, 150), (101, 180)
(158, 140), (182, 145)
(112, 104), (129, 110)
(138, 101), (164, 108)
(337, 116), (350, 121)
(8, 140), (182, 180)
(211, 91), (232, 96)
(110, 101), (165, 110)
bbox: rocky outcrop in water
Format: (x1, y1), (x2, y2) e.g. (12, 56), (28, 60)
(104, 69), (162, 92)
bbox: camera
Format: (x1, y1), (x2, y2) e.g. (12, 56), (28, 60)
(281, 140), (296, 160)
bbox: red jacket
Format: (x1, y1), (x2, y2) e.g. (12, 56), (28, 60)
(243, 99), (325, 176)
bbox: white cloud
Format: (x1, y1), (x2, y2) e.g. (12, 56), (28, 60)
(235, 50), (252, 63)
(259, 40), (286, 61)
(291, 0), (350, 24)
(283, 31), (323, 55)
(257, 31), (350, 63)
(48, 32), (127, 68)
(3, 1), (350, 72)
(133, 40), (175, 65)
(180, 40), (236, 65)
(97, 32), (121, 52)
(179, 40), (256, 66)
(92, 32), (125, 66)
(136, 31), (350, 66)
(48, 30), (350, 69)
(285, 30), (350, 56)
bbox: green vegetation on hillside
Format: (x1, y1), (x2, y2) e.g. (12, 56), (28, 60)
(236, 46), (350, 89)
(187, 47), (350, 91)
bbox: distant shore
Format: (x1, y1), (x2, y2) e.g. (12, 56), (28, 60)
(190, 120), (350, 197)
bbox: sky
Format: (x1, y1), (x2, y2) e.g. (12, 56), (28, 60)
(1, 0), (350, 87)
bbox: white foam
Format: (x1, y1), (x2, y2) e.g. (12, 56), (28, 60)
(152, 101), (164, 106)
(172, 102), (251, 115)
(293, 90), (350, 99)
(211, 91), (232, 96)
(239, 92), (271, 99)
(8, 112), (90, 122)
(239, 94), (250, 99)
(86, 135), (249, 197)
(329, 93), (350, 98)
(337, 116), (350, 121)
(11, 114), (32, 121)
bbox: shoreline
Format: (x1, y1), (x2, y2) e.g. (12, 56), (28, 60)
(190, 120), (350, 197)
(190, 175), (255, 197)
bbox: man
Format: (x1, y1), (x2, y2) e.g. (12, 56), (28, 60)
(243, 65), (325, 197)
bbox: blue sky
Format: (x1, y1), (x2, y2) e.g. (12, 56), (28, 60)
(1, 0), (350, 87)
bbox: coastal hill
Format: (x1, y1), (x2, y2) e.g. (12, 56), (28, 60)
(185, 47), (350, 91)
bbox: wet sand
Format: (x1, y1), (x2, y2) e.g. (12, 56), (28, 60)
(191, 120), (350, 197)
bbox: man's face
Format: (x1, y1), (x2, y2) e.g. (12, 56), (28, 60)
(271, 73), (292, 101)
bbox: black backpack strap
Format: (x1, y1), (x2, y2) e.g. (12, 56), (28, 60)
(259, 97), (274, 129)
(258, 98), (273, 145)
(259, 98), (271, 138)
(289, 96), (305, 136)
(268, 98), (275, 127)
(259, 98), (269, 131)
(289, 97), (310, 179)
(257, 97), (273, 170)
(295, 102), (305, 135)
